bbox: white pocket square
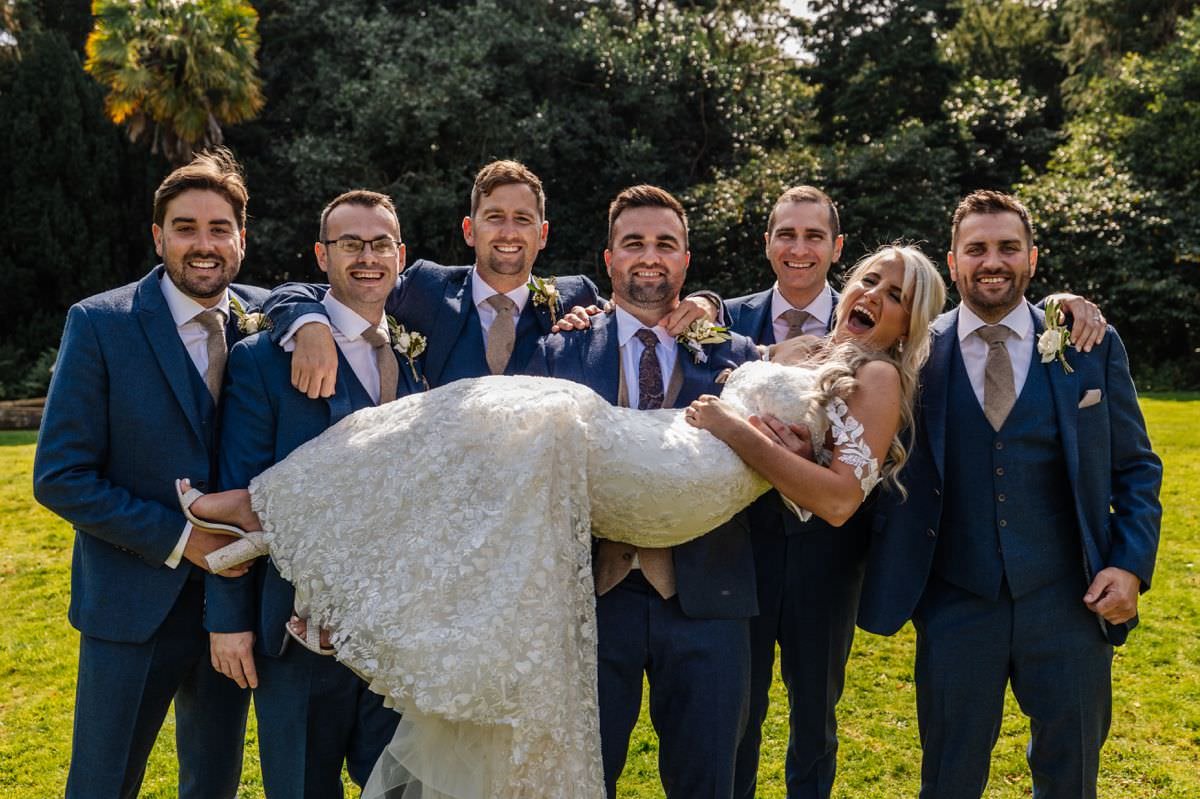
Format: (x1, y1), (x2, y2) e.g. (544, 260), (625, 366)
(1078, 389), (1102, 409)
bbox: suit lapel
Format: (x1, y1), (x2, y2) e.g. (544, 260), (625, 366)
(586, 313), (622, 405)
(424, 268), (474, 385)
(324, 349), (359, 425)
(672, 344), (713, 408)
(923, 310), (958, 481)
(742, 290), (775, 345)
(827, 288), (840, 335)
(1036, 304), (1081, 495)
(135, 268), (207, 446)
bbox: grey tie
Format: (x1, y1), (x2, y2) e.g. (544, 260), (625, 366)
(635, 329), (664, 410)
(361, 326), (398, 404)
(978, 324), (1016, 431)
(485, 294), (518, 375)
(195, 309), (227, 401)
(781, 308), (812, 340)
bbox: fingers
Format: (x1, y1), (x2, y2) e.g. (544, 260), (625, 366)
(757, 414), (814, 458)
(1062, 297), (1106, 352)
(1083, 568), (1139, 625)
(551, 309), (591, 332)
(747, 415), (785, 446)
(291, 324), (339, 398)
(661, 300), (708, 337)
(210, 633), (258, 689)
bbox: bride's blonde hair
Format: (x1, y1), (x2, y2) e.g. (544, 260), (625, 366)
(810, 244), (946, 496)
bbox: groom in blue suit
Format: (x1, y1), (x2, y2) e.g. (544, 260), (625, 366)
(33, 150), (265, 798)
(858, 190), (1162, 798)
(530, 185), (760, 799)
(206, 190), (416, 796)
(724, 186), (877, 799)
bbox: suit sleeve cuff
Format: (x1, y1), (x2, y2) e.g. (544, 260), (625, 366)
(164, 522), (191, 569)
(280, 314), (333, 352)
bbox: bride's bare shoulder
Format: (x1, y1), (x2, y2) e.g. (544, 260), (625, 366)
(852, 358), (901, 395)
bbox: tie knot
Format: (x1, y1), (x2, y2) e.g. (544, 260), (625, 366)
(361, 325), (389, 349)
(781, 308), (812, 339)
(195, 308), (225, 333)
(977, 324), (1011, 347)
(486, 293), (517, 316)
(635, 329), (660, 349)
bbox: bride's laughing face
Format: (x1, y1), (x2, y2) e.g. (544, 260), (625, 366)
(833, 255), (911, 351)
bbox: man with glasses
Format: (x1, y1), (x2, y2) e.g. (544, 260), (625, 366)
(205, 190), (420, 796)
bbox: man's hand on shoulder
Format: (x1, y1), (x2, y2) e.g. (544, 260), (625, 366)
(1083, 566), (1141, 625)
(660, 295), (719, 336)
(1045, 292), (1107, 352)
(211, 631), (258, 689)
(292, 322), (339, 398)
(551, 304), (607, 333)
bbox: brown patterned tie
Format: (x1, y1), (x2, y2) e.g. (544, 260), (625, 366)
(635, 329), (664, 410)
(195, 308), (227, 401)
(781, 308), (812, 340)
(485, 294), (518, 375)
(361, 326), (398, 404)
(978, 324), (1016, 431)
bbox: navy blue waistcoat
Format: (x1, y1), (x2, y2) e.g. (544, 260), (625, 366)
(933, 343), (1081, 600)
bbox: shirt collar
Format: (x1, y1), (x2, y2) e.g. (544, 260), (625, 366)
(957, 301), (1033, 343)
(160, 270), (230, 327)
(323, 292), (383, 341)
(770, 282), (833, 325)
(614, 304), (673, 349)
(471, 269), (530, 313)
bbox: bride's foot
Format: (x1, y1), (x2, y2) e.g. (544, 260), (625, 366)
(176, 479), (263, 535)
(287, 616), (335, 656)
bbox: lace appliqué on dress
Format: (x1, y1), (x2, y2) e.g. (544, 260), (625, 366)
(780, 396), (881, 523)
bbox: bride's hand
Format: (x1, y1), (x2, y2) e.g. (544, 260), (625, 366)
(751, 414), (815, 461)
(685, 395), (746, 440)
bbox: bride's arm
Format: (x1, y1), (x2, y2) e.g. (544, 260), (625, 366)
(688, 360), (902, 527)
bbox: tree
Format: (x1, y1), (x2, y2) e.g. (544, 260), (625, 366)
(84, 0), (265, 165)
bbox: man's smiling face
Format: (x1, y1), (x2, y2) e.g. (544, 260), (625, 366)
(948, 210), (1037, 323)
(462, 181), (548, 293)
(765, 200), (843, 308)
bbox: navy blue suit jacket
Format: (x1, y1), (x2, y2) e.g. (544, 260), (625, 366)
(263, 260), (602, 386)
(857, 303), (1163, 645)
(529, 310), (763, 619)
(33, 266), (268, 643)
(724, 285), (838, 346)
(206, 329), (420, 656)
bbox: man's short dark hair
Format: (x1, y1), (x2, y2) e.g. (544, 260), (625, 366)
(951, 189), (1034, 250)
(318, 190), (400, 241)
(767, 185), (840, 239)
(153, 147), (249, 229)
(606, 185), (688, 248)
(470, 160), (546, 220)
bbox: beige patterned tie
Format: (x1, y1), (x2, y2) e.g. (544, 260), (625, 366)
(978, 324), (1016, 431)
(485, 294), (518, 375)
(195, 308), (227, 401)
(361, 326), (398, 404)
(781, 308), (812, 340)
(634, 329), (664, 410)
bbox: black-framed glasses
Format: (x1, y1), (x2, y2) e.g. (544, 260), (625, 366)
(322, 237), (401, 257)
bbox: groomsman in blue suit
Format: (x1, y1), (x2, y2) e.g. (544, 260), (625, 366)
(205, 190), (415, 796)
(857, 190), (1162, 798)
(724, 186), (877, 799)
(33, 149), (265, 798)
(530, 185), (760, 798)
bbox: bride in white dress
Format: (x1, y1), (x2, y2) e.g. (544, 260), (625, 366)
(184, 244), (945, 799)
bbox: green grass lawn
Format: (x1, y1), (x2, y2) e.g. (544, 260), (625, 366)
(2, 396), (1197, 797)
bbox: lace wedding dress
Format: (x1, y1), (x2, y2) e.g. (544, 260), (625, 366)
(246, 361), (879, 799)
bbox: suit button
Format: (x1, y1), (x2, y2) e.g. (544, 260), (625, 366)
(622, 552), (633, 561)
(926, 528), (936, 538)
(995, 441), (1004, 450)
(999, 519), (1007, 528)
(998, 494), (1006, 502)
(933, 488), (941, 497)
(995, 467), (1004, 476)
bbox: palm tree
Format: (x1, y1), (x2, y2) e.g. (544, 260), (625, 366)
(85, 0), (265, 165)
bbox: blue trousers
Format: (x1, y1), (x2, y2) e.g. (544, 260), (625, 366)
(597, 570), (751, 799)
(254, 641), (401, 797)
(913, 574), (1113, 799)
(67, 578), (250, 799)
(734, 508), (868, 799)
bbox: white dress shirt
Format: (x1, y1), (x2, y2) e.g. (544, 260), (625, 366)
(284, 293), (389, 404)
(160, 275), (231, 568)
(471, 270), (530, 345)
(770, 283), (835, 343)
(614, 305), (677, 402)
(956, 302), (1035, 409)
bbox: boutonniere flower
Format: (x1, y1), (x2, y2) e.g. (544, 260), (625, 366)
(675, 319), (731, 364)
(527, 275), (561, 324)
(1037, 298), (1075, 374)
(228, 294), (271, 334)
(386, 315), (429, 389)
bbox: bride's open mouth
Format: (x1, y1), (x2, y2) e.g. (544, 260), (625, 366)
(845, 305), (876, 334)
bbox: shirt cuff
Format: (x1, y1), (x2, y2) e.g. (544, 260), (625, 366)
(165, 522), (191, 569)
(280, 314), (333, 352)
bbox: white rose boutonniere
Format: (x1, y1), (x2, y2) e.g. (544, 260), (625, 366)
(1038, 298), (1075, 374)
(229, 294), (272, 335)
(527, 275), (561, 324)
(386, 315), (429, 389)
(675, 319), (731, 364)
